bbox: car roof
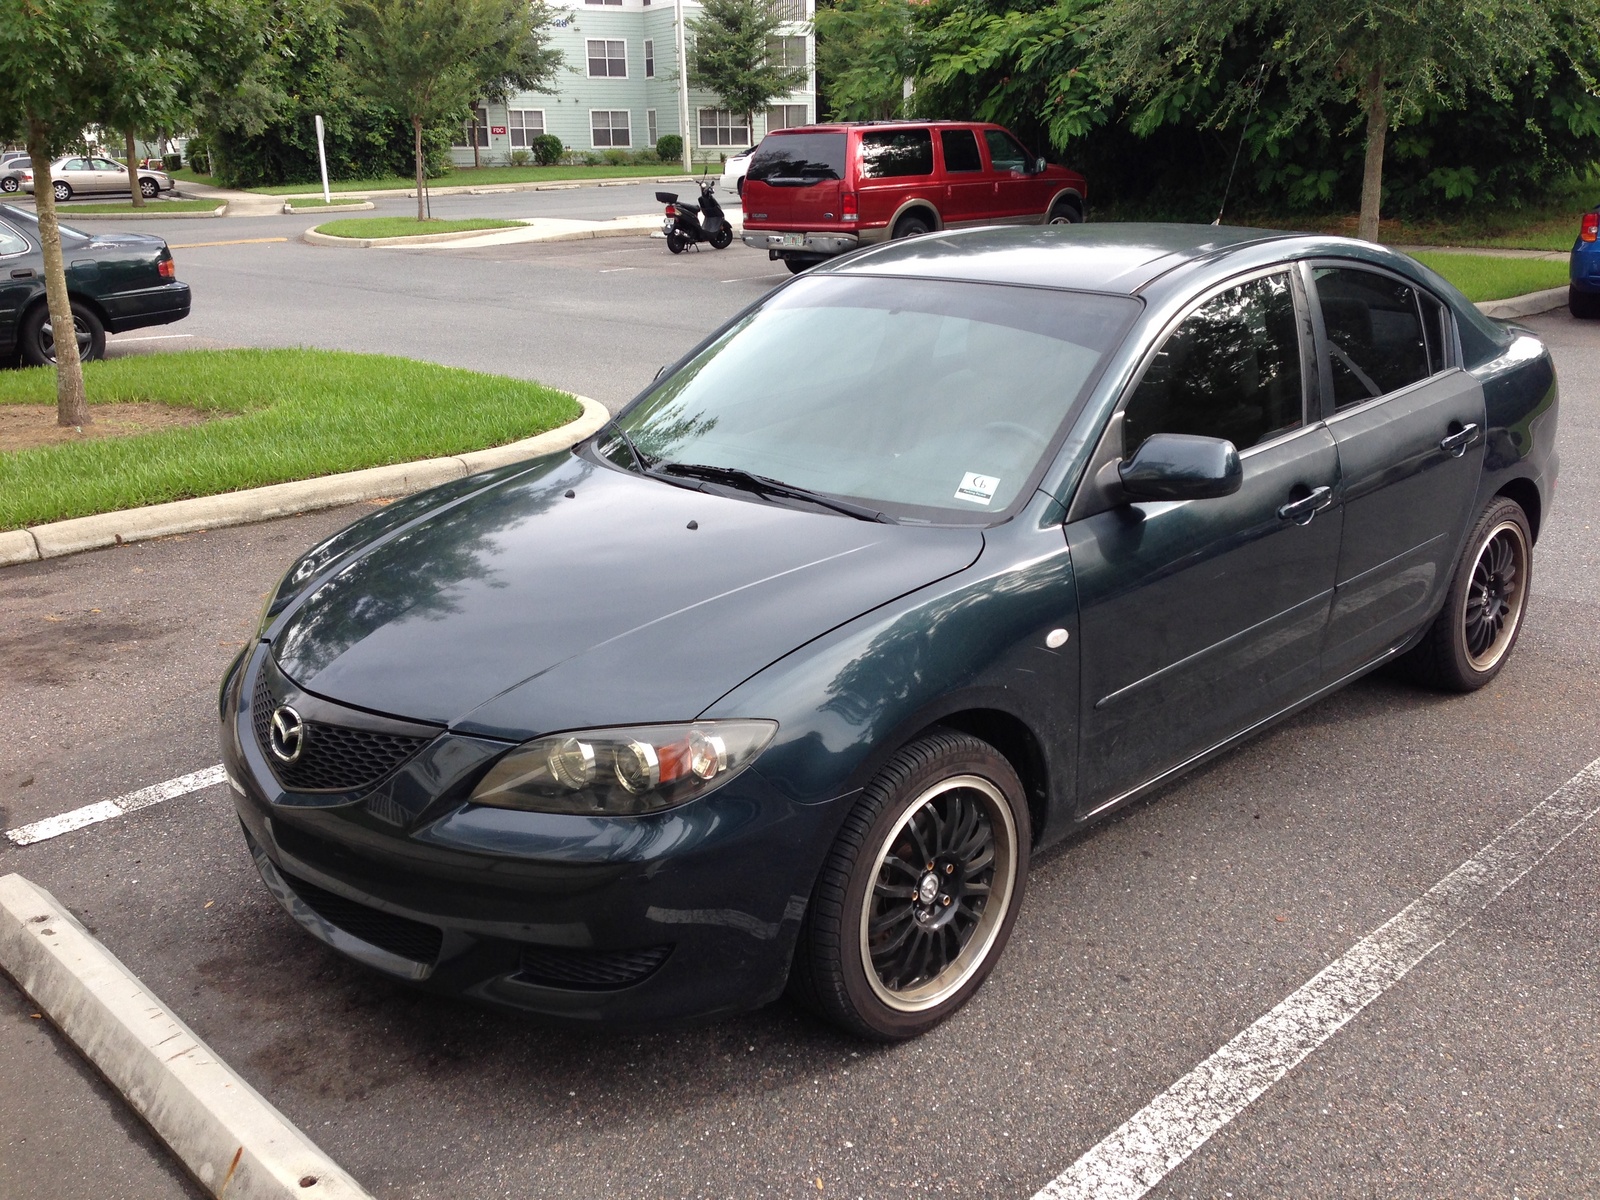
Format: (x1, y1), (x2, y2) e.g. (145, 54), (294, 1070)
(825, 223), (1433, 297)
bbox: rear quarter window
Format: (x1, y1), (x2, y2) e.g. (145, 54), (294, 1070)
(859, 129), (934, 179)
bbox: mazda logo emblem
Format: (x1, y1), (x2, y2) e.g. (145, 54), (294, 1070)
(269, 705), (305, 764)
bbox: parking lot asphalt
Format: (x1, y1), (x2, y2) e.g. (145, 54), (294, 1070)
(1, 301), (1596, 1198)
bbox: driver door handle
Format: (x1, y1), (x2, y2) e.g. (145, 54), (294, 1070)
(1278, 485), (1333, 525)
(1439, 423), (1480, 457)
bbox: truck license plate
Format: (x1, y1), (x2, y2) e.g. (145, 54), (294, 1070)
(780, 233), (805, 248)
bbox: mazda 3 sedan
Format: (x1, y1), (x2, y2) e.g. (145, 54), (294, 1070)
(222, 224), (1557, 1040)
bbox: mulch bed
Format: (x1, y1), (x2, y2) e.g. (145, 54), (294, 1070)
(0, 403), (218, 453)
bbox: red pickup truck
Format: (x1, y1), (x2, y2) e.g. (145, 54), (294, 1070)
(740, 121), (1088, 273)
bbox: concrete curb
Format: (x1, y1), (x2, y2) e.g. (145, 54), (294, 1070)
(1476, 286), (1567, 320)
(301, 222), (525, 248)
(282, 200), (374, 214)
(0, 872), (375, 1200)
(59, 203), (227, 220)
(1, 396), (608, 568)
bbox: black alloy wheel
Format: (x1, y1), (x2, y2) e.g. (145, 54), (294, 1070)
(1401, 497), (1532, 691)
(53, 181), (71, 203)
(892, 213), (932, 239)
(790, 729), (1030, 1040)
(19, 301), (105, 367)
(139, 177), (159, 199)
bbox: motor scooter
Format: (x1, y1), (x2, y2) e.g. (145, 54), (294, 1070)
(657, 178), (734, 253)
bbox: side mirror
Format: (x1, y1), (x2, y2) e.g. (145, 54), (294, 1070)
(1033, 156), (1047, 175)
(1117, 433), (1242, 501)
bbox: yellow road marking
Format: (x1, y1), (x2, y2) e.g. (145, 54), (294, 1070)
(169, 237), (290, 249)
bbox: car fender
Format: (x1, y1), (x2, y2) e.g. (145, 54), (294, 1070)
(880, 196), (943, 237)
(1043, 186), (1085, 221)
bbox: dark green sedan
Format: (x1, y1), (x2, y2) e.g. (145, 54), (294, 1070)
(224, 224), (1557, 1040)
(0, 202), (190, 365)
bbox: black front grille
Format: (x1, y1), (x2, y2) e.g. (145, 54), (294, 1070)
(517, 944), (672, 991)
(252, 672), (433, 792)
(279, 867), (444, 965)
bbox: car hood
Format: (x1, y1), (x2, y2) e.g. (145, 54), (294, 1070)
(270, 452), (983, 737)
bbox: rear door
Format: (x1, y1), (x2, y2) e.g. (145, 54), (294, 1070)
(857, 128), (937, 233)
(1309, 262), (1486, 677)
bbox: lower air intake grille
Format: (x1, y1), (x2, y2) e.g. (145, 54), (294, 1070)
(280, 867), (444, 965)
(517, 944), (672, 991)
(253, 672), (433, 792)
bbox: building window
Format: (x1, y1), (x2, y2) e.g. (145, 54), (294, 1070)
(644, 39), (655, 77)
(587, 39), (627, 77)
(698, 108), (749, 148)
(775, 0), (805, 19)
(766, 35), (806, 69)
(508, 110), (545, 148)
(453, 105), (489, 148)
(591, 110), (631, 148)
(767, 104), (808, 131)
(584, 0), (622, 6)
(647, 109), (658, 145)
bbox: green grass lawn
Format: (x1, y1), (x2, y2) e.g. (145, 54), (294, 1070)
(0, 349), (580, 530)
(313, 217), (521, 239)
(170, 162), (687, 195)
(57, 199), (223, 214)
(1410, 252), (1570, 302)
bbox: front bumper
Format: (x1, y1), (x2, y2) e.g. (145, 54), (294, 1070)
(222, 646), (822, 1026)
(742, 230), (861, 257)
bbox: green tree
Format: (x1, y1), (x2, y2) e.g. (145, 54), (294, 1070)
(1095, 0), (1597, 240)
(340, 0), (562, 221)
(688, 0), (809, 142)
(0, 0), (253, 425)
(814, 0), (916, 121)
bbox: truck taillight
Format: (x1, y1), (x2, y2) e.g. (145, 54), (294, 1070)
(1583, 212), (1598, 243)
(841, 191), (858, 221)
(158, 257), (175, 279)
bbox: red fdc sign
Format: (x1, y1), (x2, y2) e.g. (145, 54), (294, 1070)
(490, 126), (507, 135)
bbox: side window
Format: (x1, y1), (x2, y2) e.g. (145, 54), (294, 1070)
(982, 129), (1029, 173)
(1313, 267), (1430, 408)
(62, 159), (87, 172)
(858, 129), (933, 179)
(1123, 272), (1305, 456)
(940, 129), (982, 173)
(0, 222), (28, 256)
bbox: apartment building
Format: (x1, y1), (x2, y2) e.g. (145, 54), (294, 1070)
(451, 0), (814, 166)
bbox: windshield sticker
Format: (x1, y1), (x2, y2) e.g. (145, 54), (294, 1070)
(955, 472), (999, 505)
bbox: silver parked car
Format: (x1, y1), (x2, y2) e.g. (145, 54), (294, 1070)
(22, 155), (176, 202)
(0, 155), (29, 194)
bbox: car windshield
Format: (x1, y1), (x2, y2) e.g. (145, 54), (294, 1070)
(609, 275), (1139, 522)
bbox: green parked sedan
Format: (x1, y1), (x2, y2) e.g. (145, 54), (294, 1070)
(0, 202), (191, 365)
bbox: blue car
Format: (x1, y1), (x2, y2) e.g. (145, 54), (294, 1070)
(1569, 208), (1600, 318)
(223, 225), (1558, 1040)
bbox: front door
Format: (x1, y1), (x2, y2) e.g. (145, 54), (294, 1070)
(1309, 263), (1487, 677)
(938, 128), (989, 227)
(1067, 269), (1343, 814)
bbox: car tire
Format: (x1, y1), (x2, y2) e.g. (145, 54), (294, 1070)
(736, 177), (745, 199)
(782, 256), (817, 275)
(709, 226), (733, 250)
(0, 177), (17, 194)
(1399, 497), (1532, 692)
(19, 300), (106, 367)
(666, 228), (689, 254)
(139, 177), (159, 199)
(1047, 199), (1083, 225)
(892, 213), (933, 240)
(53, 181), (71, 203)
(1568, 286), (1600, 319)
(789, 729), (1030, 1041)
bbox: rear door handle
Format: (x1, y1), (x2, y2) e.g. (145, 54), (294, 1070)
(1439, 423), (1480, 457)
(1278, 485), (1333, 525)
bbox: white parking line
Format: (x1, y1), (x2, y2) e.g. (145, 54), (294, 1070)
(1033, 753), (1600, 1200)
(5, 765), (226, 847)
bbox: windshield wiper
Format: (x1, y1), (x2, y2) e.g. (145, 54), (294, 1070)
(651, 462), (893, 523)
(601, 418), (653, 473)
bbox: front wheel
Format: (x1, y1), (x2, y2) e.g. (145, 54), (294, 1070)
(789, 730), (1030, 1040)
(709, 226), (733, 250)
(1047, 200), (1083, 225)
(19, 301), (106, 367)
(53, 181), (71, 203)
(1399, 497), (1532, 691)
(665, 228), (689, 255)
(139, 177), (159, 199)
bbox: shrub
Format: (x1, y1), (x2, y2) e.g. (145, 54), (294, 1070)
(531, 133), (564, 166)
(602, 148), (631, 166)
(163, 153), (183, 172)
(656, 134), (683, 162)
(186, 136), (210, 174)
(507, 148), (532, 167)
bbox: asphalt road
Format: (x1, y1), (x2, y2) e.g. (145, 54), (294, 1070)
(0, 307), (1595, 1200)
(54, 183), (774, 409)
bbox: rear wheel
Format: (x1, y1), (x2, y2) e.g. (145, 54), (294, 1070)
(789, 729), (1030, 1041)
(19, 301), (105, 367)
(0, 177), (17, 194)
(782, 256), (819, 275)
(665, 228), (689, 254)
(736, 177), (745, 199)
(892, 213), (932, 240)
(1399, 497), (1532, 691)
(1568, 286), (1600, 319)
(709, 226), (733, 250)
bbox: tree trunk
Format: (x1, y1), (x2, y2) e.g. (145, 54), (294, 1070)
(414, 114), (426, 222)
(125, 129), (144, 208)
(26, 122), (88, 427)
(1358, 66), (1386, 243)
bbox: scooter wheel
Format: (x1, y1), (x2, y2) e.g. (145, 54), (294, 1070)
(666, 229), (689, 254)
(709, 227), (733, 250)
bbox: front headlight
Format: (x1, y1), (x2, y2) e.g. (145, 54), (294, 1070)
(468, 720), (777, 816)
